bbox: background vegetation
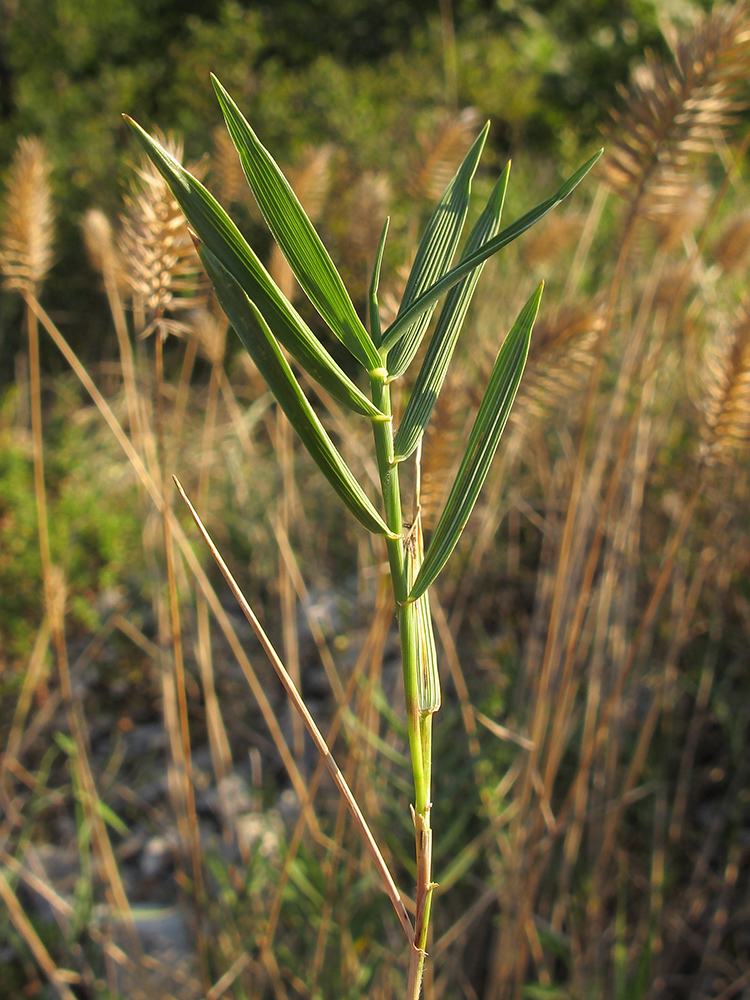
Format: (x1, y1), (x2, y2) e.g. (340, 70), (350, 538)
(2, 1), (749, 999)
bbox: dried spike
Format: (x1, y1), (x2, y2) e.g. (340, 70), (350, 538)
(649, 182), (710, 252)
(520, 213), (586, 268)
(82, 208), (130, 295)
(408, 107), (483, 203)
(653, 260), (697, 311)
(602, 3), (750, 220)
(118, 130), (207, 338)
(0, 137), (54, 296)
(513, 303), (606, 429)
(212, 125), (250, 207)
(334, 170), (392, 300)
(701, 300), (750, 463)
(712, 210), (750, 273)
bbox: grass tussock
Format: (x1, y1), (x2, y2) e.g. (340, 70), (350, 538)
(2, 5), (750, 999)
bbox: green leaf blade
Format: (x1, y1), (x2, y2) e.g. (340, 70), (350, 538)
(382, 150), (601, 355)
(198, 242), (397, 539)
(124, 116), (386, 421)
(386, 122), (490, 381)
(407, 283), (543, 602)
(212, 75), (381, 372)
(393, 164), (510, 463)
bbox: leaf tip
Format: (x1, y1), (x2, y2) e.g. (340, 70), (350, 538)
(187, 226), (203, 253)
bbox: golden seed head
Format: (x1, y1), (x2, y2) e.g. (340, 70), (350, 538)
(0, 136), (55, 296)
(118, 131), (207, 338)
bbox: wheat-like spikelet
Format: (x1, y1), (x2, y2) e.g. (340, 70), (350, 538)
(521, 212), (586, 269)
(701, 299), (750, 463)
(118, 132), (207, 337)
(513, 303), (605, 429)
(212, 125), (250, 207)
(269, 144), (333, 303)
(0, 137), (54, 296)
(340, 171), (391, 281)
(649, 183), (710, 254)
(712, 209), (750, 274)
(408, 107), (482, 203)
(653, 261), (698, 311)
(602, 3), (750, 220)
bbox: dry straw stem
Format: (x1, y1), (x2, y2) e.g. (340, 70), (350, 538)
(602, 2), (750, 218)
(0, 869), (79, 1000)
(0, 136), (54, 294)
(25, 292), (328, 845)
(172, 475), (416, 945)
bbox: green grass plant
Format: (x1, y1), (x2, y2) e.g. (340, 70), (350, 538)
(125, 76), (600, 995)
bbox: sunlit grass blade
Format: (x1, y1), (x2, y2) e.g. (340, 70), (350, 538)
(405, 523), (441, 714)
(393, 164), (510, 463)
(416, 593), (440, 713)
(212, 75), (381, 372)
(369, 216), (390, 346)
(407, 283), (543, 602)
(198, 242), (398, 539)
(382, 150), (601, 355)
(124, 117), (386, 421)
(386, 123), (490, 380)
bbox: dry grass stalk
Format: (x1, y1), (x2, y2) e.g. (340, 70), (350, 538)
(602, 2), (750, 219)
(174, 475), (415, 943)
(0, 137), (54, 295)
(118, 132), (206, 337)
(701, 299), (750, 462)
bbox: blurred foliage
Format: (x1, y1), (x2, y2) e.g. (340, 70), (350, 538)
(0, 378), (143, 663)
(0, 0), (700, 370)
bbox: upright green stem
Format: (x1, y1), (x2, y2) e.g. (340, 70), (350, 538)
(370, 366), (434, 999)
(370, 369), (427, 809)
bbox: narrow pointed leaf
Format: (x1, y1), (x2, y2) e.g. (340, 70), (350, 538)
(212, 75), (381, 372)
(415, 589), (440, 713)
(405, 523), (441, 713)
(393, 164), (510, 463)
(382, 150), (601, 354)
(407, 283), (543, 602)
(386, 123), (490, 380)
(124, 117), (386, 421)
(199, 242), (397, 539)
(369, 216), (390, 346)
